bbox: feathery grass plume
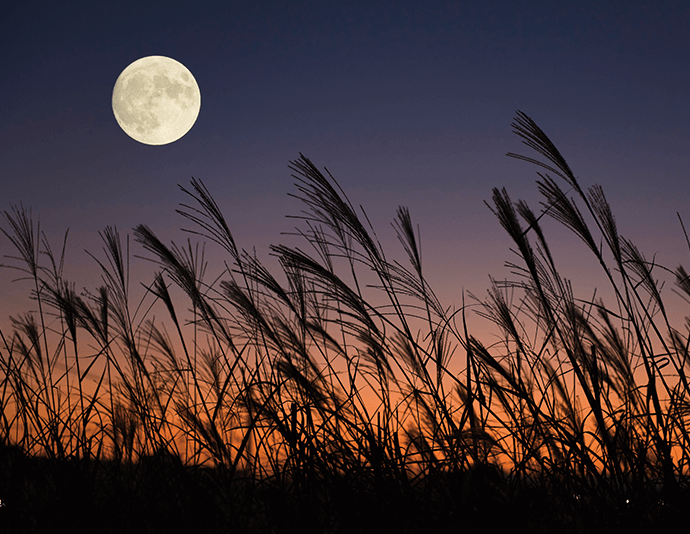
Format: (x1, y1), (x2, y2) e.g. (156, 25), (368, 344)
(508, 111), (579, 193)
(536, 176), (598, 255)
(2, 203), (47, 284)
(2, 205), (62, 442)
(496, 110), (689, 497)
(4, 113), (690, 531)
(177, 177), (240, 259)
(587, 184), (623, 265)
(288, 154), (385, 271)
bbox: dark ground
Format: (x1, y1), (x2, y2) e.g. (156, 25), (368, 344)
(2, 445), (689, 534)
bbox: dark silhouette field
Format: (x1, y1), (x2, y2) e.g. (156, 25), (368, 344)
(2, 113), (689, 533)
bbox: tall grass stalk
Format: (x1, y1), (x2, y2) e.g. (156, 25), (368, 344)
(1, 112), (689, 531)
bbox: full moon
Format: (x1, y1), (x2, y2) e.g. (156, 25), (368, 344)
(112, 56), (200, 145)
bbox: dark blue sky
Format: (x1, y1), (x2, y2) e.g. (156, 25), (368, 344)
(2, 0), (690, 330)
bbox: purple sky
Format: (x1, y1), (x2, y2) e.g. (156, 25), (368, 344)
(2, 1), (690, 338)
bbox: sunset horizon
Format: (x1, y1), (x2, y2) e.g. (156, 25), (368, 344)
(3, 2), (690, 532)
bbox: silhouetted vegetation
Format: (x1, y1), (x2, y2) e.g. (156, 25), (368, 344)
(2, 112), (690, 532)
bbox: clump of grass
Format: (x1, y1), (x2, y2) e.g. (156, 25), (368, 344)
(1, 112), (690, 532)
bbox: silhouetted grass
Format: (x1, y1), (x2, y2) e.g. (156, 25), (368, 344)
(2, 112), (690, 532)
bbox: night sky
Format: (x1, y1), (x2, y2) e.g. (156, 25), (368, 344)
(2, 1), (690, 337)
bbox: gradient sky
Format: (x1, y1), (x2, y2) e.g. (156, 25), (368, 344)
(2, 1), (690, 338)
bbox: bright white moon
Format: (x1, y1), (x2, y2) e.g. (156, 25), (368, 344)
(112, 56), (201, 145)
